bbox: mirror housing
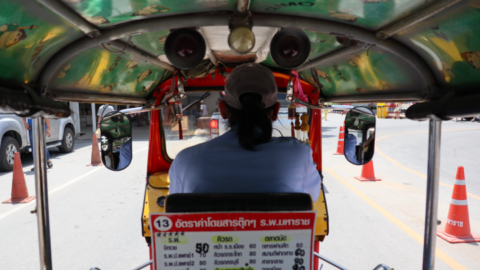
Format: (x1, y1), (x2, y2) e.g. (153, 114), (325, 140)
(344, 107), (376, 165)
(100, 111), (133, 171)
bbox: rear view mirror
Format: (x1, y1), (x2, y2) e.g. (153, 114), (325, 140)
(344, 107), (376, 165)
(100, 111), (132, 171)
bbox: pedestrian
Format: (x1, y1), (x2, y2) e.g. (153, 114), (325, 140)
(471, 115), (479, 122)
(22, 118), (53, 170)
(199, 100), (208, 117)
(135, 113), (142, 127)
(322, 108), (328, 121)
(97, 104), (114, 129)
(323, 102), (329, 121)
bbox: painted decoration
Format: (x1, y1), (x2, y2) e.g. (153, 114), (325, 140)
(252, 0), (427, 30)
(394, 1), (480, 87)
(301, 48), (422, 97)
(0, 0), (82, 84)
(62, 0), (237, 27)
(52, 48), (167, 97)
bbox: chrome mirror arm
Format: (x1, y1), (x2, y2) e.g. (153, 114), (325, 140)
(313, 252), (348, 270)
(286, 77), (294, 102)
(89, 260), (152, 270)
(292, 96), (355, 110)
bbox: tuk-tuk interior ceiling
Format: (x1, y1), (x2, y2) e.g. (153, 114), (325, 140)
(0, 0), (479, 98)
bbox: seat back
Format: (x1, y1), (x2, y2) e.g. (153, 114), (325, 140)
(165, 193), (313, 213)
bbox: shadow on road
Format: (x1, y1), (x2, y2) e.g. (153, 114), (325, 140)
(0, 139), (94, 177)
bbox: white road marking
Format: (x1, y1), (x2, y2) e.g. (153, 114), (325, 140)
(0, 147), (148, 221)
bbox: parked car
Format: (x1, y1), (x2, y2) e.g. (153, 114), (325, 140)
(0, 114), (76, 171)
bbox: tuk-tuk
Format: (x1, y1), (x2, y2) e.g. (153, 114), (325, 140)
(1, 0), (479, 269)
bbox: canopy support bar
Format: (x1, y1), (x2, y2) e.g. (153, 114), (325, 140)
(253, 13), (436, 88)
(107, 41), (174, 71)
(313, 252), (347, 270)
(33, 117), (53, 270)
(38, 13), (437, 94)
(198, 28), (218, 66)
(323, 90), (429, 103)
(237, 0), (251, 13)
(295, 46), (364, 72)
(376, 0), (463, 40)
(51, 90), (147, 105)
(36, 0), (100, 37)
(422, 117), (442, 270)
(37, 0), (174, 86)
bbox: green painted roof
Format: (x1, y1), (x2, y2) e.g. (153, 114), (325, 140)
(0, 0), (478, 102)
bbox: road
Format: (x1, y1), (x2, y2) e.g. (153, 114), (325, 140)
(0, 115), (479, 270)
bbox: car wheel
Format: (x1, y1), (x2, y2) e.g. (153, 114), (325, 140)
(58, 127), (75, 153)
(0, 136), (20, 171)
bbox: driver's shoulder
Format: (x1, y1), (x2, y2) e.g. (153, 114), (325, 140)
(268, 137), (311, 151)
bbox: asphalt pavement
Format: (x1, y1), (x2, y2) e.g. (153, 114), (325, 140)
(1, 116), (479, 270)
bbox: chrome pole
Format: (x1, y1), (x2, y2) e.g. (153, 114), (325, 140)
(313, 252), (348, 270)
(34, 117), (53, 270)
(422, 117), (442, 270)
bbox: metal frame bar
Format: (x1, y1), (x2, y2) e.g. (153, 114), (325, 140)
(323, 90), (430, 103)
(36, 13), (231, 90)
(198, 28), (218, 66)
(131, 260), (153, 270)
(33, 117), (53, 270)
(36, 0), (174, 85)
(253, 13), (437, 88)
(237, 0), (251, 13)
(313, 252), (348, 270)
(422, 117), (442, 270)
(37, 12), (437, 94)
(107, 41), (174, 71)
(255, 28), (278, 63)
(50, 90), (147, 104)
(36, 0), (100, 37)
(376, 0), (464, 40)
(295, 46), (364, 72)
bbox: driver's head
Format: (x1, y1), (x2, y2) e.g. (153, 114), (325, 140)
(218, 63), (281, 151)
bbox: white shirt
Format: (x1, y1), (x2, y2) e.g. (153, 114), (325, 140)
(169, 126), (322, 202)
(200, 104), (207, 116)
(97, 105), (114, 118)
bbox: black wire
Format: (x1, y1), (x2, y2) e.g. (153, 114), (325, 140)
(272, 128), (283, 137)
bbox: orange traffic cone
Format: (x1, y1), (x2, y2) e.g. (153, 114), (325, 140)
(333, 125), (345, 155)
(355, 160), (381, 181)
(3, 152), (35, 204)
(437, 166), (480, 243)
(87, 134), (103, 166)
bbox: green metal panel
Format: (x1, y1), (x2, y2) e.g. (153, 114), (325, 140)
(0, 0), (478, 102)
(301, 48), (422, 97)
(394, 1), (480, 88)
(52, 47), (167, 97)
(62, 0), (237, 27)
(0, 0), (82, 84)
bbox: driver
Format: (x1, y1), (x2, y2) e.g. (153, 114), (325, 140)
(169, 63), (321, 202)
